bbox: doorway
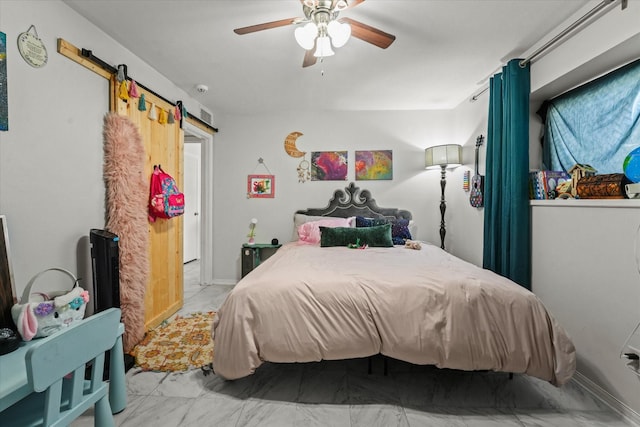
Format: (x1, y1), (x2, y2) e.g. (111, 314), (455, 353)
(183, 139), (201, 264)
(182, 121), (214, 287)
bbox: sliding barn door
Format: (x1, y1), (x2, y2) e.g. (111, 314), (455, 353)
(112, 79), (184, 330)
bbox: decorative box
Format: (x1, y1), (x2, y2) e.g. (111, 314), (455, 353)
(576, 173), (631, 199)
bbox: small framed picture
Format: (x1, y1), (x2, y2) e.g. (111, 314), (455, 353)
(247, 174), (275, 198)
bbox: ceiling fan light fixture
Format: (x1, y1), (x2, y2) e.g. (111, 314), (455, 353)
(314, 36), (335, 57)
(295, 22), (318, 49)
(335, 0), (349, 11)
(327, 20), (351, 48)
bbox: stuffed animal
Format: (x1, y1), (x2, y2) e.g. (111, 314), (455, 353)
(555, 180), (574, 199)
(404, 240), (422, 250)
(347, 238), (368, 249)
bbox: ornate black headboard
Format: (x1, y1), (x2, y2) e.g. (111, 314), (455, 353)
(296, 183), (412, 220)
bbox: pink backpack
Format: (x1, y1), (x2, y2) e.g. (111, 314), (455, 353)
(148, 165), (185, 222)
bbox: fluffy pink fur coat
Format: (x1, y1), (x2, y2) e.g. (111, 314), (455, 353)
(103, 113), (149, 352)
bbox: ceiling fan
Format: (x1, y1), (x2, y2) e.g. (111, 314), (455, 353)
(233, 0), (396, 68)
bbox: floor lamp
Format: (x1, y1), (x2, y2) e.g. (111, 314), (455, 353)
(425, 144), (462, 250)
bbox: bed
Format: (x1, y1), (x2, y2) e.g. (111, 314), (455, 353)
(212, 183), (576, 386)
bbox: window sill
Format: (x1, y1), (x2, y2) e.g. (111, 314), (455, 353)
(530, 199), (640, 208)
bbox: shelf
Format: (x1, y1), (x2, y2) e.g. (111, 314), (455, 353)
(530, 199), (640, 209)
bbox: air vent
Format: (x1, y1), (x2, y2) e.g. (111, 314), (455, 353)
(200, 109), (212, 125)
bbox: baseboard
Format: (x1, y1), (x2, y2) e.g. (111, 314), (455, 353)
(208, 279), (237, 286)
(572, 371), (640, 426)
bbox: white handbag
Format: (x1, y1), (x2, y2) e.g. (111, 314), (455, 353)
(11, 268), (89, 341)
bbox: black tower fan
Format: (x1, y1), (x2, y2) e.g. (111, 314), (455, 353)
(89, 229), (120, 313)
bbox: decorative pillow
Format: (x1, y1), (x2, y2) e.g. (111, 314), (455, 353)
(390, 218), (412, 245)
(298, 217), (354, 244)
(320, 223), (393, 247)
(292, 214), (355, 241)
(355, 216), (412, 245)
(355, 216), (388, 228)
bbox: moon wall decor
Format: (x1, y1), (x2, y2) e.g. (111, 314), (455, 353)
(284, 131), (306, 158)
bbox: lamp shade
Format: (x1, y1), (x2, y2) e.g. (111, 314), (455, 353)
(328, 20), (351, 48)
(425, 144), (462, 169)
(314, 36), (335, 57)
(295, 22), (317, 50)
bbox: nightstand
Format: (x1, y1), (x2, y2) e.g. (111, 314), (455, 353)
(241, 243), (282, 278)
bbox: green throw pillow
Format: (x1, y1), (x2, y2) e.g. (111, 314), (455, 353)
(319, 224), (393, 247)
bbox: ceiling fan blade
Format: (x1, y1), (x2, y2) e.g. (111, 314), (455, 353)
(302, 49), (317, 68)
(340, 17), (396, 49)
(343, 0), (365, 10)
(234, 18), (298, 35)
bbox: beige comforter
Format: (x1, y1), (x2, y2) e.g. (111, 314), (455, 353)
(212, 242), (575, 385)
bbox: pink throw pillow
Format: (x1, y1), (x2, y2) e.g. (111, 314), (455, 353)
(298, 217), (353, 244)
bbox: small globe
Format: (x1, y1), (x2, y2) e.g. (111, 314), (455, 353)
(623, 147), (640, 183)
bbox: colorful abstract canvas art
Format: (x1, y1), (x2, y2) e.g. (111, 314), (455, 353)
(311, 151), (348, 181)
(355, 150), (393, 180)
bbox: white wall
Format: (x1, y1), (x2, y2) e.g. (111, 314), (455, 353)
(449, 95), (488, 267)
(532, 202), (640, 419)
(0, 0), (207, 297)
(524, 0), (640, 418)
(212, 109), (464, 282)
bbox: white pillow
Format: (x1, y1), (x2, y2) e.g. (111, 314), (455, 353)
(291, 214), (355, 241)
(297, 217), (354, 245)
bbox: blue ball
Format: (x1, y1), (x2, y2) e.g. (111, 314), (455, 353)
(623, 147), (640, 183)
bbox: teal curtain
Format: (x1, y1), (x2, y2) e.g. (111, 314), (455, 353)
(483, 59), (531, 289)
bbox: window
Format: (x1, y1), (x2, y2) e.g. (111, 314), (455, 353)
(539, 58), (640, 175)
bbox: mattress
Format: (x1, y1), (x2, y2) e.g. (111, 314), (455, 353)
(212, 242), (575, 385)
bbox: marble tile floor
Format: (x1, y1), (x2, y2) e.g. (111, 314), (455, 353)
(71, 261), (636, 427)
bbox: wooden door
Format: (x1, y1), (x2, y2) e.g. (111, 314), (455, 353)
(56, 39), (213, 336)
(113, 82), (184, 330)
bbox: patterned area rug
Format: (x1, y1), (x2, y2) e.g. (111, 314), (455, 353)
(131, 311), (215, 372)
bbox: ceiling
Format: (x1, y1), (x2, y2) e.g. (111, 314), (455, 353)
(62, 0), (590, 116)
